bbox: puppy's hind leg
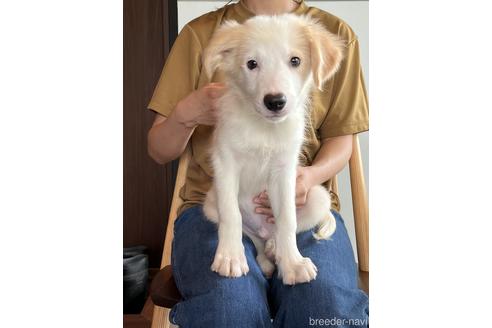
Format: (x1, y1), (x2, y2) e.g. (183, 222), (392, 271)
(313, 211), (337, 240)
(297, 185), (337, 240)
(248, 234), (276, 278)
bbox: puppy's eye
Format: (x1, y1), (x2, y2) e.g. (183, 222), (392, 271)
(290, 57), (301, 67)
(247, 60), (257, 70)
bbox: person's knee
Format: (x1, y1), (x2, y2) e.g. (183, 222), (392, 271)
(311, 280), (368, 321)
(219, 276), (270, 313)
(172, 275), (272, 328)
(273, 279), (368, 328)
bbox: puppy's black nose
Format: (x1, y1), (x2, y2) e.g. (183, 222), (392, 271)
(263, 93), (287, 112)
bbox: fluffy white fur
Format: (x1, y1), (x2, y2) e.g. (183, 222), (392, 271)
(202, 14), (344, 285)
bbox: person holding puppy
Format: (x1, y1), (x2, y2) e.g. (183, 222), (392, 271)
(148, 0), (369, 327)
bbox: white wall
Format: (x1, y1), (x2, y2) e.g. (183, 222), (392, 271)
(177, 0), (369, 260)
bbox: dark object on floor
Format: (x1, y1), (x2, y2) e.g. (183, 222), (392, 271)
(124, 245), (148, 258)
(124, 246), (149, 314)
(150, 265), (182, 308)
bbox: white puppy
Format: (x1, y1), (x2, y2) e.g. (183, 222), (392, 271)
(203, 14), (344, 285)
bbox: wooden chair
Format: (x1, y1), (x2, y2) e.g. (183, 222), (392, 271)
(150, 135), (369, 328)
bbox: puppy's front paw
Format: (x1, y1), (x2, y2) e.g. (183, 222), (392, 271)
(278, 256), (317, 285)
(211, 244), (249, 278)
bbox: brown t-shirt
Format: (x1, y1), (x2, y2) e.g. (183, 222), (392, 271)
(148, 0), (369, 215)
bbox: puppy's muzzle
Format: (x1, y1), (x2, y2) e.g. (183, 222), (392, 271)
(263, 93), (287, 112)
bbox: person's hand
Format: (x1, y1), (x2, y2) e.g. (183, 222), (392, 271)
(253, 166), (314, 224)
(174, 83), (227, 128)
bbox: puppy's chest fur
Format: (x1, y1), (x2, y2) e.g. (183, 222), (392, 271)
(209, 92), (306, 239)
(214, 92), (305, 156)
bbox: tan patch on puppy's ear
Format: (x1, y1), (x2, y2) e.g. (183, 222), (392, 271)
(203, 20), (241, 79)
(305, 20), (345, 90)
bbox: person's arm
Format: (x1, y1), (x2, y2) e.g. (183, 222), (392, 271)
(254, 134), (352, 220)
(303, 134), (353, 189)
(147, 114), (192, 165)
(148, 83), (226, 164)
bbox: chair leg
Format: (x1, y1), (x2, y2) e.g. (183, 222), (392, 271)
(349, 135), (369, 272)
(151, 306), (172, 328)
(151, 148), (191, 328)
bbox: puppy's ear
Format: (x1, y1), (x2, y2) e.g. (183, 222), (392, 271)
(305, 20), (345, 90)
(203, 20), (241, 79)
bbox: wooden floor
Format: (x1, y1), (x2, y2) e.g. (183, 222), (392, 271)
(123, 296), (154, 328)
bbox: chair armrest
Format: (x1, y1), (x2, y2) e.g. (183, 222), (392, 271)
(349, 134), (369, 272)
(160, 146), (191, 268)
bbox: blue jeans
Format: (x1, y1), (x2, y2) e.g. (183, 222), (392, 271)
(170, 206), (368, 328)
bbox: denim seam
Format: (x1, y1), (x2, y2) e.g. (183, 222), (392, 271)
(171, 225), (186, 300)
(169, 303), (179, 325)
